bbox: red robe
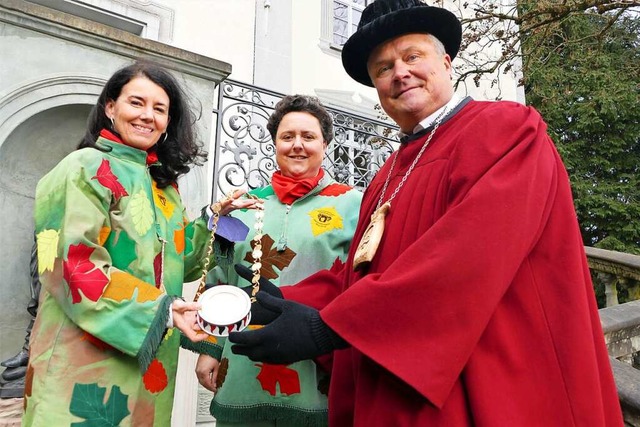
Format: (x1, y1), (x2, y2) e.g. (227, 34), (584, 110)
(283, 100), (623, 426)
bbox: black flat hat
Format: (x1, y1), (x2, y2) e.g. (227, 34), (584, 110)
(342, 0), (462, 87)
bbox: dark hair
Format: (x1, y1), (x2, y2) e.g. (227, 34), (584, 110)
(79, 59), (206, 188)
(266, 95), (333, 144)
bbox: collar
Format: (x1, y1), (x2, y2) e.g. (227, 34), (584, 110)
(271, 169), (325, 205)
(397, 95), (461, 140)
(99, 128), (160, 166)
(96, 133), (148, 165)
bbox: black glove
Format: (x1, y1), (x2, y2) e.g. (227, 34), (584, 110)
(228, 291), (347, 364)
(234, 264), (283, 325)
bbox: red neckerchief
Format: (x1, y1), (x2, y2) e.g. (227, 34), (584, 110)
(99, 129), (158, 166)
(271, 169), (324, 205)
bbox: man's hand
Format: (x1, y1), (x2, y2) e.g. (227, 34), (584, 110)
(196, 354), (220, 392)
(228, 292), (347, 364)
(234, 264), (283, 325)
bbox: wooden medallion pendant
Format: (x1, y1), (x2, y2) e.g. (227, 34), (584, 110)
(353, 202), (391, 270)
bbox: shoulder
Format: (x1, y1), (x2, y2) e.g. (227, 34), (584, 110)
(447, 100), (549, 147)
(317, 181), (363, 202)
(446, 100), (554, 164)
(40, 148), (107, 183)
(37, 147), (132, 197)
(57, 146), (124, 173)
(247, 185), (276, 200)
(464, 100), (545, 129)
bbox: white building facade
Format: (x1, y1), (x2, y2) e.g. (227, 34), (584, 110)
(0, 0), (521, 425)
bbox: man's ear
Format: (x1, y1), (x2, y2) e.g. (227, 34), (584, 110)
(443, 54), (452, 76)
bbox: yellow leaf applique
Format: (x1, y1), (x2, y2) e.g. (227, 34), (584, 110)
(98, 226), (111, 246)
(130, 189), (154, 236)
(152, 181), (175, 220)
(164, 328), (174, 341)
(103, 271), (163, 303)
(308, 207), (343, 236)
(37, 229), (59, 274)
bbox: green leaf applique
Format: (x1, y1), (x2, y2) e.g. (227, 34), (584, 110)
(70, 383), (130, 426)
(129, 189), (154, 236)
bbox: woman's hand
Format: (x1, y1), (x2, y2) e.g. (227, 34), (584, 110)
(171, 299), (207, 343)
(214, 189), (262, 216)
(196, 354), (220, 392)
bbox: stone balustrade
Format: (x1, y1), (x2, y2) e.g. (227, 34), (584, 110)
(586, 246), (640, 307)
(590, 247), (640, 426)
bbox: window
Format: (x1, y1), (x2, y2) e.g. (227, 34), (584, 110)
(332, 0), (371, 46)
(27, 0), (174, 42)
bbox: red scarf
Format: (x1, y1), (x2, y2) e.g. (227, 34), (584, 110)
(271, 169), (324, 205)
(99, 129), (158, 166)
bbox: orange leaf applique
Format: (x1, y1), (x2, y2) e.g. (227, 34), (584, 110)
(318, 183), (351, 197)
(92, 159), (128, 201)
(243, 234), (296, 280)
(98, 226), (111, 246)
(143, 359), (168, 394)
(24, 364), (34, 411)
(255, 363), (301, 396)
(174, 219), (186, 255)
(204, 334), (219, 344)
(103, 271), (163, 303)
(63, 243), (109, 304)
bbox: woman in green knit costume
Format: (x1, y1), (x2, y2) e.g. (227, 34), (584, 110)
(22, 61), (255, 426)
(194, 95), (362, 427)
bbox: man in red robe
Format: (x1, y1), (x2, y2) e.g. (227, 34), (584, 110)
(229, 0), (624, 425)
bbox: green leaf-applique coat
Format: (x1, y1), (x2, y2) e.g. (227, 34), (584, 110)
(23, 137), (213, 426)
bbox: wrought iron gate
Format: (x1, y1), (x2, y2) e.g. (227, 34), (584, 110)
(210, 80), (399, 199)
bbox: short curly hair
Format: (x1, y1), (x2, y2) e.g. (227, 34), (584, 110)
(266, 95), (333, 144)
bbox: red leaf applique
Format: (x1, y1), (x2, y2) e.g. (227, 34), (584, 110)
(153, 252), (162, 288)
(329, 257), (346, 274)
(81, 332), (114, 352)
(143, 359), (168, 393)
(92, 159), (129, 201)
(318, 183), (351, 197)
(255, 363), (301, 396)
(63, 243), (109, 304)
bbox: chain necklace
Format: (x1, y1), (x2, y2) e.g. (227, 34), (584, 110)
(194, 192), (264, 302)
(353, 99), (460, 270)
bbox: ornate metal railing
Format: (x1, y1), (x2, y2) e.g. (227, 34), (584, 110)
(210, 80), (399, 199)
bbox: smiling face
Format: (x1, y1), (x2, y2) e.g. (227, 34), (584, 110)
(105, 76), (170, 150)
(275, 111), (327, 180)
(367, 33), (454, 133)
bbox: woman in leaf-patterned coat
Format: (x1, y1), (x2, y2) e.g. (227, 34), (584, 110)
(22, 61), (246, 426)
(188, 95), (363, 427)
